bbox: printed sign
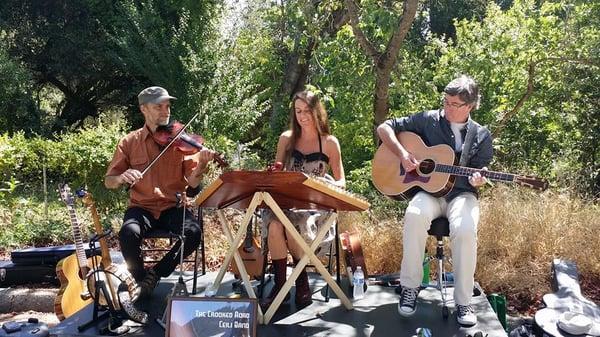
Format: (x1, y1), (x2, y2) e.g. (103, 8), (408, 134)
(166, 297), (257, 337)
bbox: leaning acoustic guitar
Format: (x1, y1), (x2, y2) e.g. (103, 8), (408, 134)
(80, 190), (143, 323)
(230, 213), (264, 281)
(372, 132), (549, 199)
(340, 230), (368, 292)
(55, 184), (100, 320)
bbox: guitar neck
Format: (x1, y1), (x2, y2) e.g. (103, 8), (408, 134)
(66, 205), (89, 273)
(84, 194), (112, 266)
(435, 164), (515, 183)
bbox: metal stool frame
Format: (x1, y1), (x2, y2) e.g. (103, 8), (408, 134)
(141, 208), (206, 294)
(425, 217), (452, 319)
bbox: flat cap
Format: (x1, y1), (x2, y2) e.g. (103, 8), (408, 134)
(138, 86), (177, 105)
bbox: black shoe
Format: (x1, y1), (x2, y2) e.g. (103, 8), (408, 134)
(397, 287), (419, 317)
(137, 269), (160, 299)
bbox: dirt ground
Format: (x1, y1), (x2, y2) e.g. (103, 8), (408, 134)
(0, 285), (60, 327)
(0, 311), (60, 327)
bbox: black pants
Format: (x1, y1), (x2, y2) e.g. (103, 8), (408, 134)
(119, 206), (202, 282)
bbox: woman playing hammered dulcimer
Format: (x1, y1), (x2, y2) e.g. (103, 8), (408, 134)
(260, 89), (346, 310)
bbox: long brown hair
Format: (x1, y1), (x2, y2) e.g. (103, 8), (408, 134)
(284, 90), (331, 165)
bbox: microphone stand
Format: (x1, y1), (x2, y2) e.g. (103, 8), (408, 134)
(157, 192), (190, 330)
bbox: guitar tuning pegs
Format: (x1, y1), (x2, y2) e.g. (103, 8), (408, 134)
(75, 188), (87, 198)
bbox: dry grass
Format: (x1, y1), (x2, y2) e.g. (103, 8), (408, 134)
(477, 185), (600, 312)
(337, 211), (404, 275)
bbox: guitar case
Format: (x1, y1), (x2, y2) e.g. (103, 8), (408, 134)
(0, 318), (49, 337)
(0, 261), (57, 286)
(10, 243), (99, 266)
(534, 259), (600, 336)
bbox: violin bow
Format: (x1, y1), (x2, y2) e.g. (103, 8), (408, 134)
(129, 113), (199, 189)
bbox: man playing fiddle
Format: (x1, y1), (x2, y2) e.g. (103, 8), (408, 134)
(105, 86), (214, 298)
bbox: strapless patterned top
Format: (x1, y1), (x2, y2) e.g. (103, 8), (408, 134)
(287, 135), (330, 177)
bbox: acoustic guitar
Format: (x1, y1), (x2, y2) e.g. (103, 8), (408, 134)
(372, 132), (549, 199)
(230, 213), (264, 280)
(340, 230), (368, 292)
(54, 184), (101, 320)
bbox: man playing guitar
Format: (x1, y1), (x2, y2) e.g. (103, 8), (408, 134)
(376, 75), (492, 326)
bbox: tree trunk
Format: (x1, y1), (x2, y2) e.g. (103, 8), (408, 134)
(269, 2), (348, 130)
(345, 0), (419, 141)
(374, 67), (391, 129)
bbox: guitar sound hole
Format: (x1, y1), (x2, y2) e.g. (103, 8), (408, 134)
(419, 159), (435, 175)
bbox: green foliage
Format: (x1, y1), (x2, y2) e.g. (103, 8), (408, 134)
(199, 43), (269, 143)
(99, 0), (221, 124)
(225, 0), (599, 206)
(0, 0), (220, 133)
(1, 0), (599, 252)
(48, 119), (126, 198)
(0, 0), (133, 130)
(310, 25), (375, 170)
(0, 48), (39, 135)
(0, 189), (124, 249)
(0, 177), (20, 204)
(427, 0), (490, 39)
(430, 0), (600, 196)
(204, 0), (288, 160)
(0, 198), (73, 249)
(0, 116), (128, 206)
(0, 116), (130, 248)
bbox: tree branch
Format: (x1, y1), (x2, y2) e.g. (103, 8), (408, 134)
(344, 0), (380, 61)
(380, 0), (419, 70)
(493, 62), (535, 138)
(493, 57), (599, 138)
(321, 4), (349, 37)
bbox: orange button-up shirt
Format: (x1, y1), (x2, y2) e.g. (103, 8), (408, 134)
(105, 126), (199, 219)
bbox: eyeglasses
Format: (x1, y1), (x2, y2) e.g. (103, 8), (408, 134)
(442, 97), (469, 109)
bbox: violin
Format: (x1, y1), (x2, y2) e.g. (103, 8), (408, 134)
(153, 120), (228, 168)
(127, 114), (228, 189)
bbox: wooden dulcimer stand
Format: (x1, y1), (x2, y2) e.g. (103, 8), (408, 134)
(195, 170), (370, 324)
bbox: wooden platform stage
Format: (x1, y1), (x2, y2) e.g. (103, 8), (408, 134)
(50, 271), (508, 337)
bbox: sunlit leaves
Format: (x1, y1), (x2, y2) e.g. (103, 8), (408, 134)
(428, 0), (599, 194)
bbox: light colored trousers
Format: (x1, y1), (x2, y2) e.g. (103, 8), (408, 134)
(399, 191), (479, 306)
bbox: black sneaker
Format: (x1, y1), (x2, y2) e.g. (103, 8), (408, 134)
(137, 269), (160, 299)
(456, 304), (477, 326)
(397, 287), (419, 317)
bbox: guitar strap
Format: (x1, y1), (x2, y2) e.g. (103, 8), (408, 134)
(459, 119), (477, 167)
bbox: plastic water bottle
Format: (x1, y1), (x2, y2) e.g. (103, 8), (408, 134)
(421, 256), (430, 286)
(353, 266), (365, 299)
